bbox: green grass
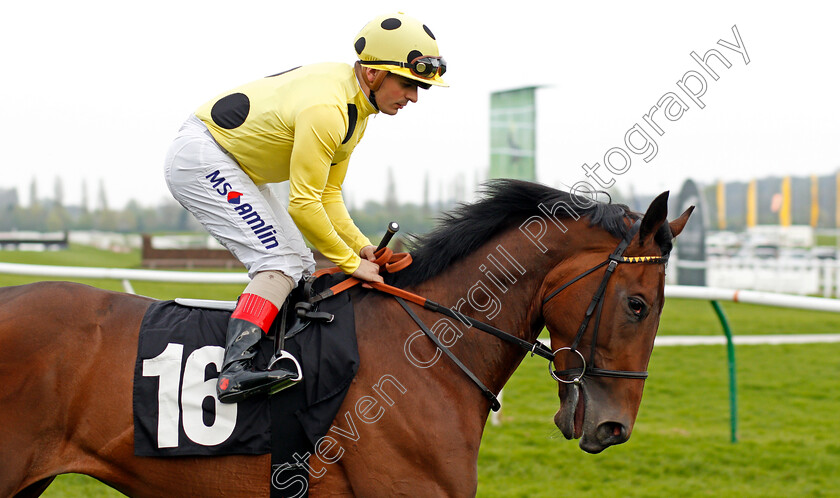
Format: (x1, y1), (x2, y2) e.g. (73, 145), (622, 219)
(815, 234), (837, 246)
(42, 475), (124, 497)
(0, 244), (141, 267)
(3, 245), (840, 496)
(659, 297), (840, 336)
(0, 244), (244, 300)
(477, 342), (840, 497)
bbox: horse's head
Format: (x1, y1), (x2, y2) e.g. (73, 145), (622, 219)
(540, 191), (692, 453)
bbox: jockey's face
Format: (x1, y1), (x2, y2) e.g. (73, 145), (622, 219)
(374, 73), (420, 115)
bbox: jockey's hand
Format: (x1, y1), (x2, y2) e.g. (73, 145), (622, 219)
(360, 245), (377, 261)
(352, 258), (384, 284)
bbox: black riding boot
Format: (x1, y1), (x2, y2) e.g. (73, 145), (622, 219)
(216, 317), (301, 404)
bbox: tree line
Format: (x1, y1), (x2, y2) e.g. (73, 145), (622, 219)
(2, 197), (447, 237)
(0, 176), (445, 238)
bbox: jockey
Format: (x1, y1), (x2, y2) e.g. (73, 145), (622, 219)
(164, 12), (447, 404)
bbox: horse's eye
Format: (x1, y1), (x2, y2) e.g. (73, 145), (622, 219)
(628, 297), (647, 318)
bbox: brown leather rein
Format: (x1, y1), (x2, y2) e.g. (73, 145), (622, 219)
(295, 247), (554, 411)
(297, 227), (667, 412)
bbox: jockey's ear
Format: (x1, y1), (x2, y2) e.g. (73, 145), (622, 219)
(638, 191), (669, 246)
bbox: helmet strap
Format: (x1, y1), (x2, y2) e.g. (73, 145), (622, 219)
(359, 65), (386, 111)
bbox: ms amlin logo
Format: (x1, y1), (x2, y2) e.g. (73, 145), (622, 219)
(205, 170), (279, 249)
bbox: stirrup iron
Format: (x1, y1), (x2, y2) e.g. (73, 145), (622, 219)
(267, 350), (303, 383)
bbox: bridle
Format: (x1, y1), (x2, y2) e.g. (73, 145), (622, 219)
(542, 219), (668, 385)
(297, 218), (668, 412)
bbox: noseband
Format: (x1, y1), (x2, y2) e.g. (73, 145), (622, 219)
(542, 219), (668, 385)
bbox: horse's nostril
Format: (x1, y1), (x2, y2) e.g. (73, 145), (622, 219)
(599, 422), (627, 443)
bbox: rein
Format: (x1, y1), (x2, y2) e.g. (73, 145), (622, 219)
(298, 249), (554, 363)
(296, 248), (552, 412)
(297, 224), (667, 411)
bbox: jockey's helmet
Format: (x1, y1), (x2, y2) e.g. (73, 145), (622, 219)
(354, 12), (448, 88)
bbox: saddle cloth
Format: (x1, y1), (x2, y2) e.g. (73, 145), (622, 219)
(132, 273), (359, 465)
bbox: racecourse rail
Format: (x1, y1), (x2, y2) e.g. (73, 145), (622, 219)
(3, 261), (840, 443)
(3, 262), (840, 312)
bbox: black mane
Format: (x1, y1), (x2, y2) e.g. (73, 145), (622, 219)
(386, 179), (673, 287)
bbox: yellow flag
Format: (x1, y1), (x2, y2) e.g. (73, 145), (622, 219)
(746, 179), (757, 228)
(810, 175), (819, 228)
(780, 177), (791, 227)
(837, 172), (840, 229)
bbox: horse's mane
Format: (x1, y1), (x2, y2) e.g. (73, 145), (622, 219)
(387, 179), (673, 287)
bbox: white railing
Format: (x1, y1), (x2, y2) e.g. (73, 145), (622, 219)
(0, 262), (248, 295)
(675, 257), (840, 298)
(3, 261), (840, 309)
(665, 284), (840, 312)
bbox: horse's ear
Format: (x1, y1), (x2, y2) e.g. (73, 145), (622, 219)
(668, 206), (695, 238)
(637, 191), (669, 245)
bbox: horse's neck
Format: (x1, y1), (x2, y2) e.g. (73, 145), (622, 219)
(411, 229), (549, 394)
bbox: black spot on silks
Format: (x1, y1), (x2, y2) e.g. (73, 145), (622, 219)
(423, 25), (436, 40)
(354, 37), (366, 55)
(210, 93), (250, 129)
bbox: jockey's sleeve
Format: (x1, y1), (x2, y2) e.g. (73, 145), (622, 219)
(323, 158), (373, 256)
(288, 104), (362, 274)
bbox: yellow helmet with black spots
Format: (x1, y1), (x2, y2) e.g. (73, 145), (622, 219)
(354, 12), (448, 88)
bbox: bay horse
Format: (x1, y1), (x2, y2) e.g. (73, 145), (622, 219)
(0, 180), (691, 497)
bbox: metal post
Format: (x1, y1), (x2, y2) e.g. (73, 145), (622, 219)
(710, 300), (738, 443)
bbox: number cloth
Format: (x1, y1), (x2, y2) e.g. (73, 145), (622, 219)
(133, 281), (359, 459)
(133, 302), (270, 456)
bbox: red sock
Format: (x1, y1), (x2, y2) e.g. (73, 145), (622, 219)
(231, 293), (279, 333)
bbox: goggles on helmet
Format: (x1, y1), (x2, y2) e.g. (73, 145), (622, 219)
(361, 55), (447, 80)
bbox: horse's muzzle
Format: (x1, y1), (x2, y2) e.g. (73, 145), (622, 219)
(554, 381), (632, 454)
